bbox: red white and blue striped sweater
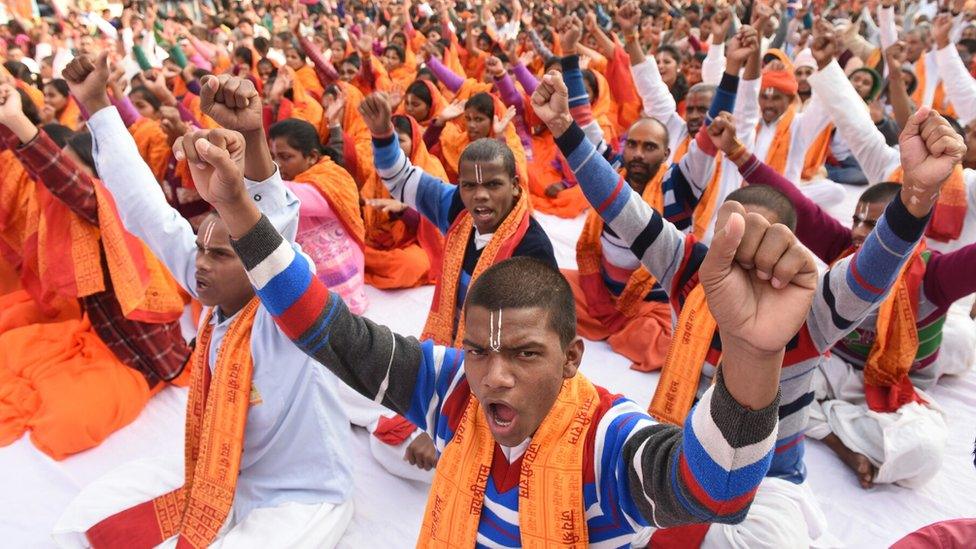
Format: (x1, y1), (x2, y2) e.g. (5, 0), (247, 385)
(230, 214), (780, 548)
(552, 120), (931, 483)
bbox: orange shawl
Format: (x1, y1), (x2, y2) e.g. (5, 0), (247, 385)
(294, 64), (325, 102)
(575, 166), (665, 333)
(396, 79), (449, 128)
(419, 372), (597, 547)
(801, 124), (834, 181)
(667, 137), (724, 240)
(912, 55), (956, 118)
(590, 70), (620, 149)
(58, 97), (83, 130)
(129, 118), (172, 182)
(16, 80), (45, 110)
(758, 104), (796, 176)
(422, 191), (531, 346)
(294, 158), (365, 248)
(606, 43), (643, 133)
(888, 165), (967, 242)
(439, 113), (530, 189)
(288, 71), (325, 130)
(526, 131), (590, 218)
(86, 299), (260, 549)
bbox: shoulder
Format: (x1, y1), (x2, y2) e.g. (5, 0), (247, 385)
(513, 217), (557, 267)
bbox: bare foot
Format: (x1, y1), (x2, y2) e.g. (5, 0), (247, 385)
(823, 433), (877, 489)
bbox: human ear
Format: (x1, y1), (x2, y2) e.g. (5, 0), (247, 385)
(561, 337), (584, 379)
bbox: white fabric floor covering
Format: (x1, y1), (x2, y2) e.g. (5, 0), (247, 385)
(3, 187), (975, 548)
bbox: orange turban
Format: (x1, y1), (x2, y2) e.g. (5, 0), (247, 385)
(761, 69), (798, 97)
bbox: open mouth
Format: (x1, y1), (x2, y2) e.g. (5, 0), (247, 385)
(472, 207), (494, 223)
(196, 278), (211, 292)
(487, 402), (517, 433)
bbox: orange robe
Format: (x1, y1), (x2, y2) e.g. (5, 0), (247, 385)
(293, 158), (366, 248)
(129, 118), (172, 182)
(57, 97), (83, 130)
(362, 116), (446, 289)
(526, 131), (590, 218)
(294, 64), (325, 102)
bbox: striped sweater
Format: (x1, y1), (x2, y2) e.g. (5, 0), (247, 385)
(735, 153), (976, 389)
(230, 215), (780, 548)
(554, 122), (930, 483)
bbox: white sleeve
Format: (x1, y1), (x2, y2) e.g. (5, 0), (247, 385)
(878, 6), (897, 50)
(734, 77), (761, 149)
(808, 60), (900, 183)
(702, 42), (726, 86)
(935, 44), (976, 127)
(792, 93), (832, 152)
(631, 57), (686, 152)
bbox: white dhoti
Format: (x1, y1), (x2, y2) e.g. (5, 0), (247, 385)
(52, 456), (353, 548)
(808, 355), (948, 488)
(337, 384), (434, 483)
(798, 178), (847, 210)
(702, 477), (838, 549)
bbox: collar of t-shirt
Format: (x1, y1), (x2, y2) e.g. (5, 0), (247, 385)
(474, 229), (494, 250)
(499, 438), (532, 463)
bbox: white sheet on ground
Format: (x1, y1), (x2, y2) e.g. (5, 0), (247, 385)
(2, 195), (975, 548)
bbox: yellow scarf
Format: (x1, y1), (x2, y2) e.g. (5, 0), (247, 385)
(648, 284), (717, 425)
(419, 373), (599, 547)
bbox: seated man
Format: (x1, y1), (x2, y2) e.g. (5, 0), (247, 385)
(359, 93), (556, 347)
(53, 56), (354, 548)
(0, 84), (190, 460)
(532, 69), (963, 545)
(709, 111), (976, 489)
(189, 117), (820, 545)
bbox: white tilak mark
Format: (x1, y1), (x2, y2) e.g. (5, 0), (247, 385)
(475, 163), (483, 185)
(489, 309), (502, 353)
(202, 218), (216, 250)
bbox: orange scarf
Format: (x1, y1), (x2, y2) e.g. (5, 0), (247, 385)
(668, 137), (724, 240)
(129, 118), (173, 182)
(422, 191), (530, 346)
(396, 79), (449, 128)
(86, 299), (260, 549)
(419, 373), (598, 547)
(912, 55), (956, 118)
(576, 165), (666, 333)
(590, 70), (620, 149)
(58, 97), (82, 130)
(294, 64), (325, 102)
(801, 124), (834, 181)
(758, 105), (796, 176)
(887, 165), (967, 242)
(439, 114), (530, 191)
(294, 158), (365, 248)
(288, 71), (325, 129)
(648, 283), (716, 425)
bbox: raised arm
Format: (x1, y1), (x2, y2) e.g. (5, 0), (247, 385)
(934, 15), (976, 127)
(923, 244), (976, 310)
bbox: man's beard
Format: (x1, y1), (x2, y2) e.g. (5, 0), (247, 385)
(625, 159), (663, 193)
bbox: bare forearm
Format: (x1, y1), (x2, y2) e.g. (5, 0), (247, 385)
(242, 128), (275, 182)
(718, 340), (784, 410)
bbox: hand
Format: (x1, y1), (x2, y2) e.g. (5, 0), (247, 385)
(868, 98), (885, 124)
(62, 51), (112, 114)
(726, 25), (759, 69)
(485, 56), (506, 78)
(159, 105), (188, 142)
(531, 70), (572, 137)
(107, 62), (128, 99)
(199, 74), (263, 132)
(145, 69), (176, 106)
(518, 49), (536, 67)
(898, 106), (967, 216)
(702, 201), (818, 357)
(711, 6), (733, 43)
(810, 18), (838, 70)
(884, 41), (906, 73)
(557, 14), (582, 55)
(40, 103), (57, 124)
(435, 98), (466, 125)
(752, 2), (774, 29)
(932, 13), (952, 50)
(367, 197), (409, 214)
(356, 32), (373, 54)
(615, 1), (642, 35)
(545, 183), (563, 197)
(358, 92), (394, 136)
(173, 128), (247, 207)
(404, 432), (438, 471)
(492, 105), (516, 135)
(583, 12), (598, 33)
(706, 111), (743, 154)
(323, 89), (346, 126)
(0, 84), (24, 125)
(386, 84), (404, 111)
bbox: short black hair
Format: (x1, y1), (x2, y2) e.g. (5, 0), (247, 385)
(465, 257), (577, 348)
(726, 185), (798, 231)
(628, 116), (671, 150)
(269, 118), (324, 157)
(234, 45), (254, 66)
(67, 131), (97, 175)
(41, 123), (74, 148)
(465, 92), (495, 119)
(460, 138), (517, 180)
(859, 182), (901, 205)
(341, 53), (362, 69)
(253, 36), (270, 55)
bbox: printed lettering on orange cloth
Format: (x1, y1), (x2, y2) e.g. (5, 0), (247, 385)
(669, 137), (724, 240)
(648, 283), (717, 425)
(363, 115), (446, 288)
(801, 124), (834, 181)
(294, 158), (366, 248)
(526, 132), (590, 218)
(85, 299), (260, 549)
(129, 118), (173, 182)
(419, 373), (598, 547)
(0, 150), (37, 278)
(422, 191), (530, 346)
(0, 307), (150, 460)
(568, 164), (672, 372)
(836, 245), (927, 413)
(757, 103), (796, 176)
(888, 165), (967, 242)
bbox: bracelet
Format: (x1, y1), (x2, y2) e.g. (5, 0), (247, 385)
(726, 141), (748, 162)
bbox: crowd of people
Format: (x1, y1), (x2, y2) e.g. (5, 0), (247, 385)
(1, 0), (975, 546)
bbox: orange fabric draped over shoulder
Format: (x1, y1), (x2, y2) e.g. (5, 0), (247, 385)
(590, 70), (620, 150)
(86, 300), (260, 549)
(16, 80), (45, 110)
(606, 43), (643, 132)
(129, 118), (172, 182)
(888, 165), (967, 242)
(801, 124), (834, 181)
(58, 98), (83, 130)
(526, 132), (590, 218)
(396, 79), (449, 129)
(288, 72), (325, 129)
(759, 104), (797, 175)
(294, 65), (325, 102)
(362, 115), (446, 289)
(294, 158), (366, 248)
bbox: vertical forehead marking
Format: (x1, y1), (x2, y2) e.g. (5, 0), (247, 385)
(489, 308), (503, 353)
(202, 217), (217, 250)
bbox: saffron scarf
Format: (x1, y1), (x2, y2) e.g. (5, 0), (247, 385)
(912, 55), (956, 118)
(395, 79), (449, 129)
(58, 97), (82, 130)
(129, 118), (173, 182)
(801, 124), (834, 181)
(422, 191), (530, 346)
(294, 158), (366, 249)
(439, 112), (530, 192)
(758, 104), (796, 176)
(86, 299), (260, 549)
(887, 165), (967, 242)
(648, 283), (717, 425)
(418, 373), (598, 547)
(836, 245), (927, 413)
(668, 137), (724, 240)
(575, 165), (665, 333)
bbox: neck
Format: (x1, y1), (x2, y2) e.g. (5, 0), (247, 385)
(219, 293), (254, 319)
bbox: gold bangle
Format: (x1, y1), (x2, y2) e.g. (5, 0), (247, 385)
(727, 142), (747, 161)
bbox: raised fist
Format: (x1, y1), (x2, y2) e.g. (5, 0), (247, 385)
(173, 128), (247, 207)
(810, 18), (838, 69)
(530, 70), (572, 137)
(557, 15), (582, 55)
(358, 92), (394, 137)
(62, 51), (111, 114)
(898, 106), (967, 214)
(706, 111), (742, 154)
(199, 74), (263, 132)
